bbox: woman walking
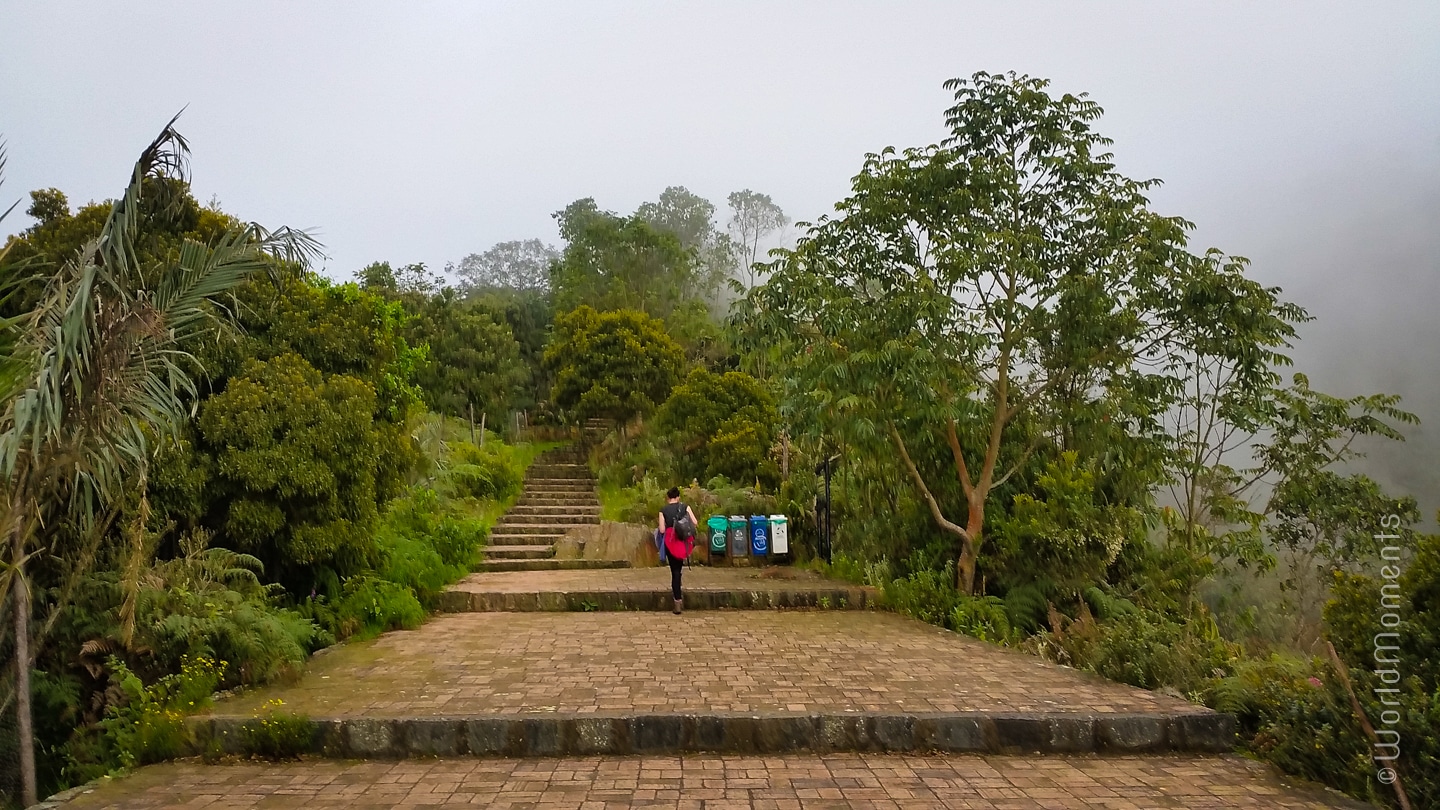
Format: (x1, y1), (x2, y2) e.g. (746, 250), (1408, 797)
(658, 487), (699, 614)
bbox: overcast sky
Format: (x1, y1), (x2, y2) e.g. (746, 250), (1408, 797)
(4, 1), (1439, 500)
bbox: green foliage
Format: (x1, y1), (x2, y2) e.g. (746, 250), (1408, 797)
(374, 488), (486, 608)
(655, 367), (779, 489)
(238, 702), (314, 761)
(1003, 585), (1050, 636)
(951, 596), (1015, 644)
(549, 198), (703, 320)
(221, 273), (425, 421)
(990, 452), (1141, 595)
(199, 353), (387, 591)
(810, 553), (868, 585)
(544, 306), (685, 425)
(879, 562), (963, 628)
(444, 441), (524, 502)
(405, 289), (526, 418)
(315, 576), (426, 640)
(125, 534), (329, 687)
(1039, 608), (1238, 696)
(1081, 586), (1139, 621)
(96, 655), (222, 770)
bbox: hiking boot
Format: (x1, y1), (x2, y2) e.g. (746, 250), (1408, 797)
(673, 598), (683, 615)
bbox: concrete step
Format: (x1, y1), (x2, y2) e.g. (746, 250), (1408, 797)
(485, 534), (557, 546)
(489, 515), (590, 530)
(476, 558), (631, 573)
(523, 483), (596, 492)
(511, 502), (601, 511)
(527, 463), (591, 474)
(484, 545), (556, 560)
(496, 514), (600, 527)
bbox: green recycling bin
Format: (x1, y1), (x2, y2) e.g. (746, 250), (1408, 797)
(728, 516), (748, 558)
(707, 516), (728, 555)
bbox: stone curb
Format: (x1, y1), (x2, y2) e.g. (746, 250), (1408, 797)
(188, 711), (1236, 758)
(437, 587), (877, 613)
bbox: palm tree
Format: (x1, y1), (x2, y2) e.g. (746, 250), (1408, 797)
(0, 118), (318, 805)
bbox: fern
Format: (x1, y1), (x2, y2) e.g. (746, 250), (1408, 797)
(1004, 584), (1049, 634)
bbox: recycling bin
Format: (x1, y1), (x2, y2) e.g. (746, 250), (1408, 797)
(749, 515), (771, 557)
(769, 514), (788, 555)
(707, 516), (728, 555)
(728, 516), (748, 559)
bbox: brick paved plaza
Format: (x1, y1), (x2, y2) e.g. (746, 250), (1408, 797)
(48, 753), (1361, 809)
(207, 611), (1202, 718)
(447, 566), (869, 595)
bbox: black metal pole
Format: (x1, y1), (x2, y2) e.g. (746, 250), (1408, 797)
(824, 457), (832, 564)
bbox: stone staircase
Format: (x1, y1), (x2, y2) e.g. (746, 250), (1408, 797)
(478, 446), (627, 572)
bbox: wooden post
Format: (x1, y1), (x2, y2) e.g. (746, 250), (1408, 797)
(1326, 641), (1413, 810)
(479, 412), (486, 446)
(468, 402), (476, 445)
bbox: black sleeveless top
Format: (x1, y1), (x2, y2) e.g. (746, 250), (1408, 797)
(660, 502), (688, 528)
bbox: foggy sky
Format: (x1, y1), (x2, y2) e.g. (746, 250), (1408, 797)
(3, 2), (1438, 509)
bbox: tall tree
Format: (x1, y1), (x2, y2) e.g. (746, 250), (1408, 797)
(549, 198), (699, 320)
(739, 72), (1271, 593)
(726, 189), (787, 287)
(638, 186), (734, 302)
(449, 239), (557, 293)
(0, 121), (315, 805)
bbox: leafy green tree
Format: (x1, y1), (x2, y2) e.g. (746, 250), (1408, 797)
(549, 198), (700, 320)
(726, 189), (787, 287)
(0, 122), (315, 806)
(739, 72), (1241, 593)
(1157, 249), (1309, 571)
(544, 306), (685, 425)
(468, 287), (553, 414)
(406, 289), (525, 418)
(450, 239), (556, 293)
(198, 353), (385, 591)
(354, 260), (441, 297)
(638, 186), (734, 301)
(654, 367), (779, 487)
(990, 452), (1143, 597)
(1258, 375), (1419, 604)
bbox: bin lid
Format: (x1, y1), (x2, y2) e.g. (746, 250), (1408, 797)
(707, 516), (729, 529)
(769, 514), (787, 523)
(749, 515), (767, 521)
(728, 515), (746, 524)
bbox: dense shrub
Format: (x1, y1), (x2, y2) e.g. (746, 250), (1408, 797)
(1036, 607), (1239, 696)
(306, 577), (426, 640)
(94, 656), (222, 772)
(444, 441), (524, 502)
(654, 367), (780, 489)
(543, 306), (686, 425)
(951, 596), (1015, 644)
(199, 353), (388, 593)
(879, 562), (963, 628)
(374, 488), (486, 608)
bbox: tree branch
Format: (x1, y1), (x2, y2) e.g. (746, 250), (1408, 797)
(890, 420), (970, 541)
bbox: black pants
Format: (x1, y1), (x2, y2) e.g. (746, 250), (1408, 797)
(668, 554), (684, 600)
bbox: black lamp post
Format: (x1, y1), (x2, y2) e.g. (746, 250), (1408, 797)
(815, 454), (839, 564)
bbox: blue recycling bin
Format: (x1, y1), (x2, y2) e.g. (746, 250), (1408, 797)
(749, 515), (771, 557)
